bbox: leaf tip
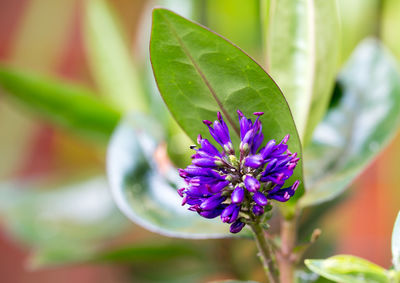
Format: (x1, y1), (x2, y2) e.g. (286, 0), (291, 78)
(151, 7), (171, 18)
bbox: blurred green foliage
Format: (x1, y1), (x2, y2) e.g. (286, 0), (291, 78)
(0, 0), (399, 282)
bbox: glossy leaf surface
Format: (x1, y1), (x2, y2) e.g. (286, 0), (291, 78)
(392, 211), (400, 270)
(300, 39), (400, 207)
(267, 0), (340, 144)
(305, 255), (390, 283)
(107, 114), (247, 238)
(150, 9), (303, 210)
(0, 67), (121, 143)
(85, 0), (147, 112)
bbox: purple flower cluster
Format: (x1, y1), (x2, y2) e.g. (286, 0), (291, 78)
(178, 111), (300, 233)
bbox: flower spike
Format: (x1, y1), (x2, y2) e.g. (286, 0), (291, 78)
(178, 110), (300, 233)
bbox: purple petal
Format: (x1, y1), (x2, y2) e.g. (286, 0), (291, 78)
(198, 207), (225, 219)
(251, 131), (264, 154)
(252, 205), (264, 216)
(198, 138), (221, 156)
(260, 140), (276, 159)
(177, 187), (185, 197)
(200, 194), (226, 210)
(192, 158), (218, 168)
(244, 154), (264, 168)
(244, 175), (260, 192)
(208, 180), (230, 193)
(267, 181), (298, 202)
(231, 186), (245, 203)
(253, 192), (268, 206)
(221, 204), (240, 223)
(213, 120), (230, 144)
(230, 220), (245, 233)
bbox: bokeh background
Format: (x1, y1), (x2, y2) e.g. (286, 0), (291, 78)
(0, 0), (399, 282)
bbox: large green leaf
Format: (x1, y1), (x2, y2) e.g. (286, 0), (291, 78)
(107, 114), (248, 238)
(0, 67), (121, 143)
(85, 0), (147, 113)
(150, 9), (304, 212)
(305, 255), (390, 283)
(300, 39), (400, 207)
(392, 211), (400, 271)
(266, 0), (340, 144)
(0, 176), (128, 267)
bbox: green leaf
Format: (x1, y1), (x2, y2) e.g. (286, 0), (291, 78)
(0, 67), (121, 143)
(0, 176), (128, 267)
(93, 243), (204, 263)
(150, 8), (304, 212)
(267, 0), (340, 145)
(300, 39), (400, 207)
(107, 113), (249, 238)
(85, 0), (147, 113)
(305, 255), (390, 283)
(392, 211), (400, 271)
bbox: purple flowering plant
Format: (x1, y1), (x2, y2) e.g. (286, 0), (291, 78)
(178, 111), (300, 234)
(1, 0), (400, 282)
(104, 5), (400, 283)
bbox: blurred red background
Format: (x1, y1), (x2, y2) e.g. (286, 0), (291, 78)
(0, 0), (398, 282)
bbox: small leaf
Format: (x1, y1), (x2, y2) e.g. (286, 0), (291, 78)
(267, 0), (340, 144)
(300, 39), (400, 207)
(85, 0), (147, 112)
(0, 67), (121, 143)
(107, 114), (248, 238)
(0, 176), (128, 267)
(150, 9), (304, 212)
(305, 255), (390, 283)
(392, 211), (400, 271)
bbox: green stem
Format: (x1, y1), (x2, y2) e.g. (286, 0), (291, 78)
(250, 223), (279, 283)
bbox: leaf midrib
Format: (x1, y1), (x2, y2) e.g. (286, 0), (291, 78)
(160, 12), (241, 137)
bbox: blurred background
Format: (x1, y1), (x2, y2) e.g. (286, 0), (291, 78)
(0, 0), (399, 282)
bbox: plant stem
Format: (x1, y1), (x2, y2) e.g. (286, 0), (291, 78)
(277, 217), (297, 283)
(250, 223), (279, 283)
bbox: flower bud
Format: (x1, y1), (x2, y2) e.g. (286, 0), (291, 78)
(243, 175), (260, 192)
